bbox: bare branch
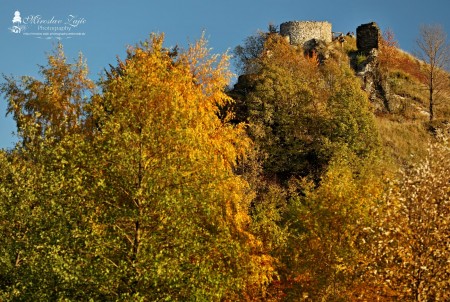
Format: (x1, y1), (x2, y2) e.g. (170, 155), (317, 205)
(416, 24), (450, 120)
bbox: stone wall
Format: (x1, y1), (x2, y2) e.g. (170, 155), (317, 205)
(280, 21), (332, 49)
(356, 22), (380, 52)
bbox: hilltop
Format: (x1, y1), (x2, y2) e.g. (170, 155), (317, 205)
(1, 24), (450, 301)
(231, 21), (450, 169)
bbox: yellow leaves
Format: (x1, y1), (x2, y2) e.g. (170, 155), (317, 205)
(86, 33), (276, 299)
(1, 43), (95, 144)
(181, 33), (232, 101)
(282, 151), (387, 300)
(0, 32), (279, 300)
(248, 253), (276, 285)
(362, 136), (450, 300)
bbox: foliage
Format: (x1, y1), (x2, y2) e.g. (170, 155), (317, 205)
(231, 33), (380, 182)
(379, 28), (399, 71)
(367, 133), (450, 301)
(231, 31), (383, 301)
(91, 34), (276, 300)
(379, 26), (450, 122)
(233, 25), (278, 74)
(1, 43), (95, 143)
(3, 24), (450, 301)
(342, 35), (357, 54)
(377, 28), (423, 83)
(0, 45), (105, 300)
(280, 150), (385, 301)
(235, 144), (291, 301)
(0, 35), (275, 300)
(356, 53), (368, 66)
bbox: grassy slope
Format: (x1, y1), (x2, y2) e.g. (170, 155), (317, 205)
(346, 40), (448, 169)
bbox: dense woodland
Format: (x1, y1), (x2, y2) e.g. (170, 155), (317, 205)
(0, 26), (450, 301)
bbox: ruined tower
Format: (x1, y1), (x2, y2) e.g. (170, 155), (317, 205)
(280, 21), (332, 49)
(356, 22), (381, 52)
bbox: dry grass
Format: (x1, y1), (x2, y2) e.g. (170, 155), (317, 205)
(375, 117), (430, 168)
(386, 70), (429, 118)
(380, 45), (425, 83)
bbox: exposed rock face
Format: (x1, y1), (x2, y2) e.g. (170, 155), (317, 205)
(280, 21), (332, 50)
(353, 48), (390, 111)
(353, 22), (390, 112)
(356, 49), (379, 97)
(356, 22), (380, 52)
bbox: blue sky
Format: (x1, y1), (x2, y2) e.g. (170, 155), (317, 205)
(1, 0), (450, 149)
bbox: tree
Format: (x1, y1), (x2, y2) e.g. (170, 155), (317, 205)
(1, 43), (95, 143)
(0, 45), (107, 300)
(231, 33), (379, 182)
(366, 133), (450, 301)
(416, 24), (450, 121)
(233, 25), (278, 75)
(230, 32), (381, 300)
(90, 34), (274, 300)
(279, 150), (385, 301)
(0, 35), (275, 300)
(379, 28), (399, 69)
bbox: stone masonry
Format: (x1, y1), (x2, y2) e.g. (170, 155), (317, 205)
(280, 21), (332, 49)
(356, 22), (381, 52)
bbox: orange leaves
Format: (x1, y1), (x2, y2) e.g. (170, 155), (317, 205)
(379, 29), (426, 83)
(379, 28), (397, 70)
(91, 33), (277, 299)
(260, 34), (320, 81)
(306, 50), (320, 67)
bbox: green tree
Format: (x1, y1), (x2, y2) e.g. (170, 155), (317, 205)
(0, 44), (107, 299)
(231, 32), (381, 300)
(0, 134), (105, 300)
(231, 33), (379, 182)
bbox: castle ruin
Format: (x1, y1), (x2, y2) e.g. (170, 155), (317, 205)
(356, 22), (381, 52)
(280, 21), (332, 49)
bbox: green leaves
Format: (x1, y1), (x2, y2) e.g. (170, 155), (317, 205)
(0, 35), (277, 300)
(6, 27), (446, 301)
(230, 31), (384, 300)
(231, 33), (380, 183)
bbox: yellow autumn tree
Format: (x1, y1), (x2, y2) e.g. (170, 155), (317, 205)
(1, 43), (94, 143)
(90, 34), (274, 300)
(281, 149), (384, 301)
(0, 35), (275, 301)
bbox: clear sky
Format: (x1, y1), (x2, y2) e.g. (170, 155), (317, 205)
(1, 0), (450, 149)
